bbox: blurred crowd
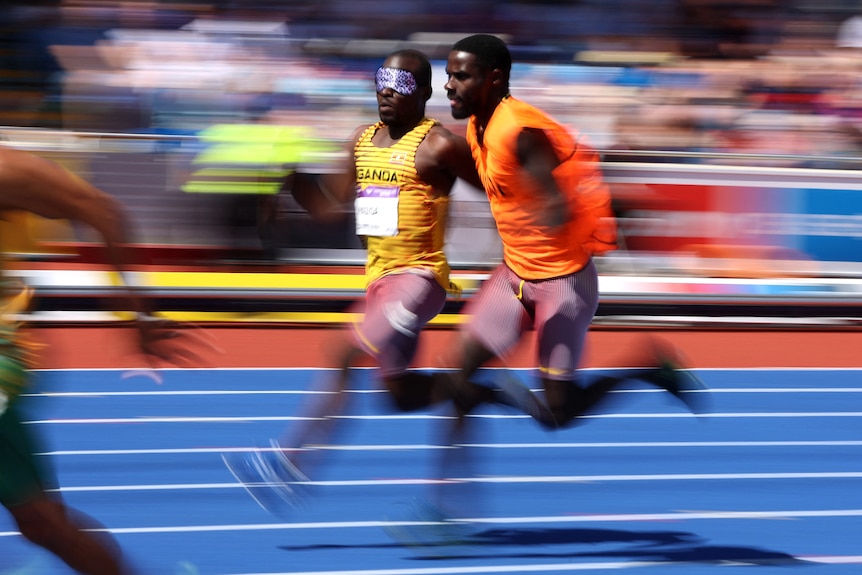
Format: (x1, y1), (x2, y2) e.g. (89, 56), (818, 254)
(3, 0), (862, 165)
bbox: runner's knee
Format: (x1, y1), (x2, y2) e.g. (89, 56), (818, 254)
(11, 497), (67, 548)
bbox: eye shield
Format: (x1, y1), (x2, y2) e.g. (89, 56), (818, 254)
(375, 67), (419, 96)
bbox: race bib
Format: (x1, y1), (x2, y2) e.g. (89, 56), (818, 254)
(355, 184), (400, 236)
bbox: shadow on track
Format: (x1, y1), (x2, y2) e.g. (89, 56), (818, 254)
(282, 526), (805, 567)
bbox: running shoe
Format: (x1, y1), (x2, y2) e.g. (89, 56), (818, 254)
(384, 498), (473, 556)
(173, 561), (200, 575)
(644, 356), (709, 414)
(222, 440), (309, 516)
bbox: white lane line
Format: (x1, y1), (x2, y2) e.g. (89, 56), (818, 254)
(459, 440), (862, 449)
(24, 416), (330, 424)
(225, 563), (659, 575)
(223, 555), (862, 575)
(22, 387), (862, 397)
(228, 563), (660, 575)
(352, 387), (853, 394)
(46, 471), (862, 492)
(40, 445), (454, 455)
(37, 440), (862, 456)
(25, 390), (382, 397)
(703, 388), (862, 393)
(3, 508), (862, 537)
(21, 412), (862, 424)
(221, 555), (862, 574)
(800, 555), (862, 564)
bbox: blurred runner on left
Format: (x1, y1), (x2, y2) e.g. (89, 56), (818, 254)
(0, 145), (205, 575)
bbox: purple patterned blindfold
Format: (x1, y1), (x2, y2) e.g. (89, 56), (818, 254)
(375, 67), (418, 95)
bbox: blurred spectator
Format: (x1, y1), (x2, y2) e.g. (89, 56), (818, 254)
(0, 1), (845, 145)
(672, 0), (781, 60)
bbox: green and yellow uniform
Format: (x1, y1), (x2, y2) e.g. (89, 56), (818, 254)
(0, 246), (50, 507)
(354, 117), (452, 291)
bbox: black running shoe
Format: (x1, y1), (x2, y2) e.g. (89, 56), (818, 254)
(646, 358), (709, 414)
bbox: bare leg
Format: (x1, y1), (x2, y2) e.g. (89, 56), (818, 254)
(276, 341), (362, 476)
(540, 336), (708, 429)
(9, 495), (127, 575)
(543, 373), (631, 429)
(429, 337), (498, 511)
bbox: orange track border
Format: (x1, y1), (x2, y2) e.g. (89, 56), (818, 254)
(28, 325), (862, 370)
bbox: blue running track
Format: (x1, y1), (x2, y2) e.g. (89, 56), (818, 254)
(2, 367), (862, 574)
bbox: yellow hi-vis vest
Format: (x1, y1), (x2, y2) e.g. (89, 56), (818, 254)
(182, 124), (337, 195)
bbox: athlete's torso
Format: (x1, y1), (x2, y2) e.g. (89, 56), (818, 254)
(467, 97), (593, 280)
(354, 117), (451, 289)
